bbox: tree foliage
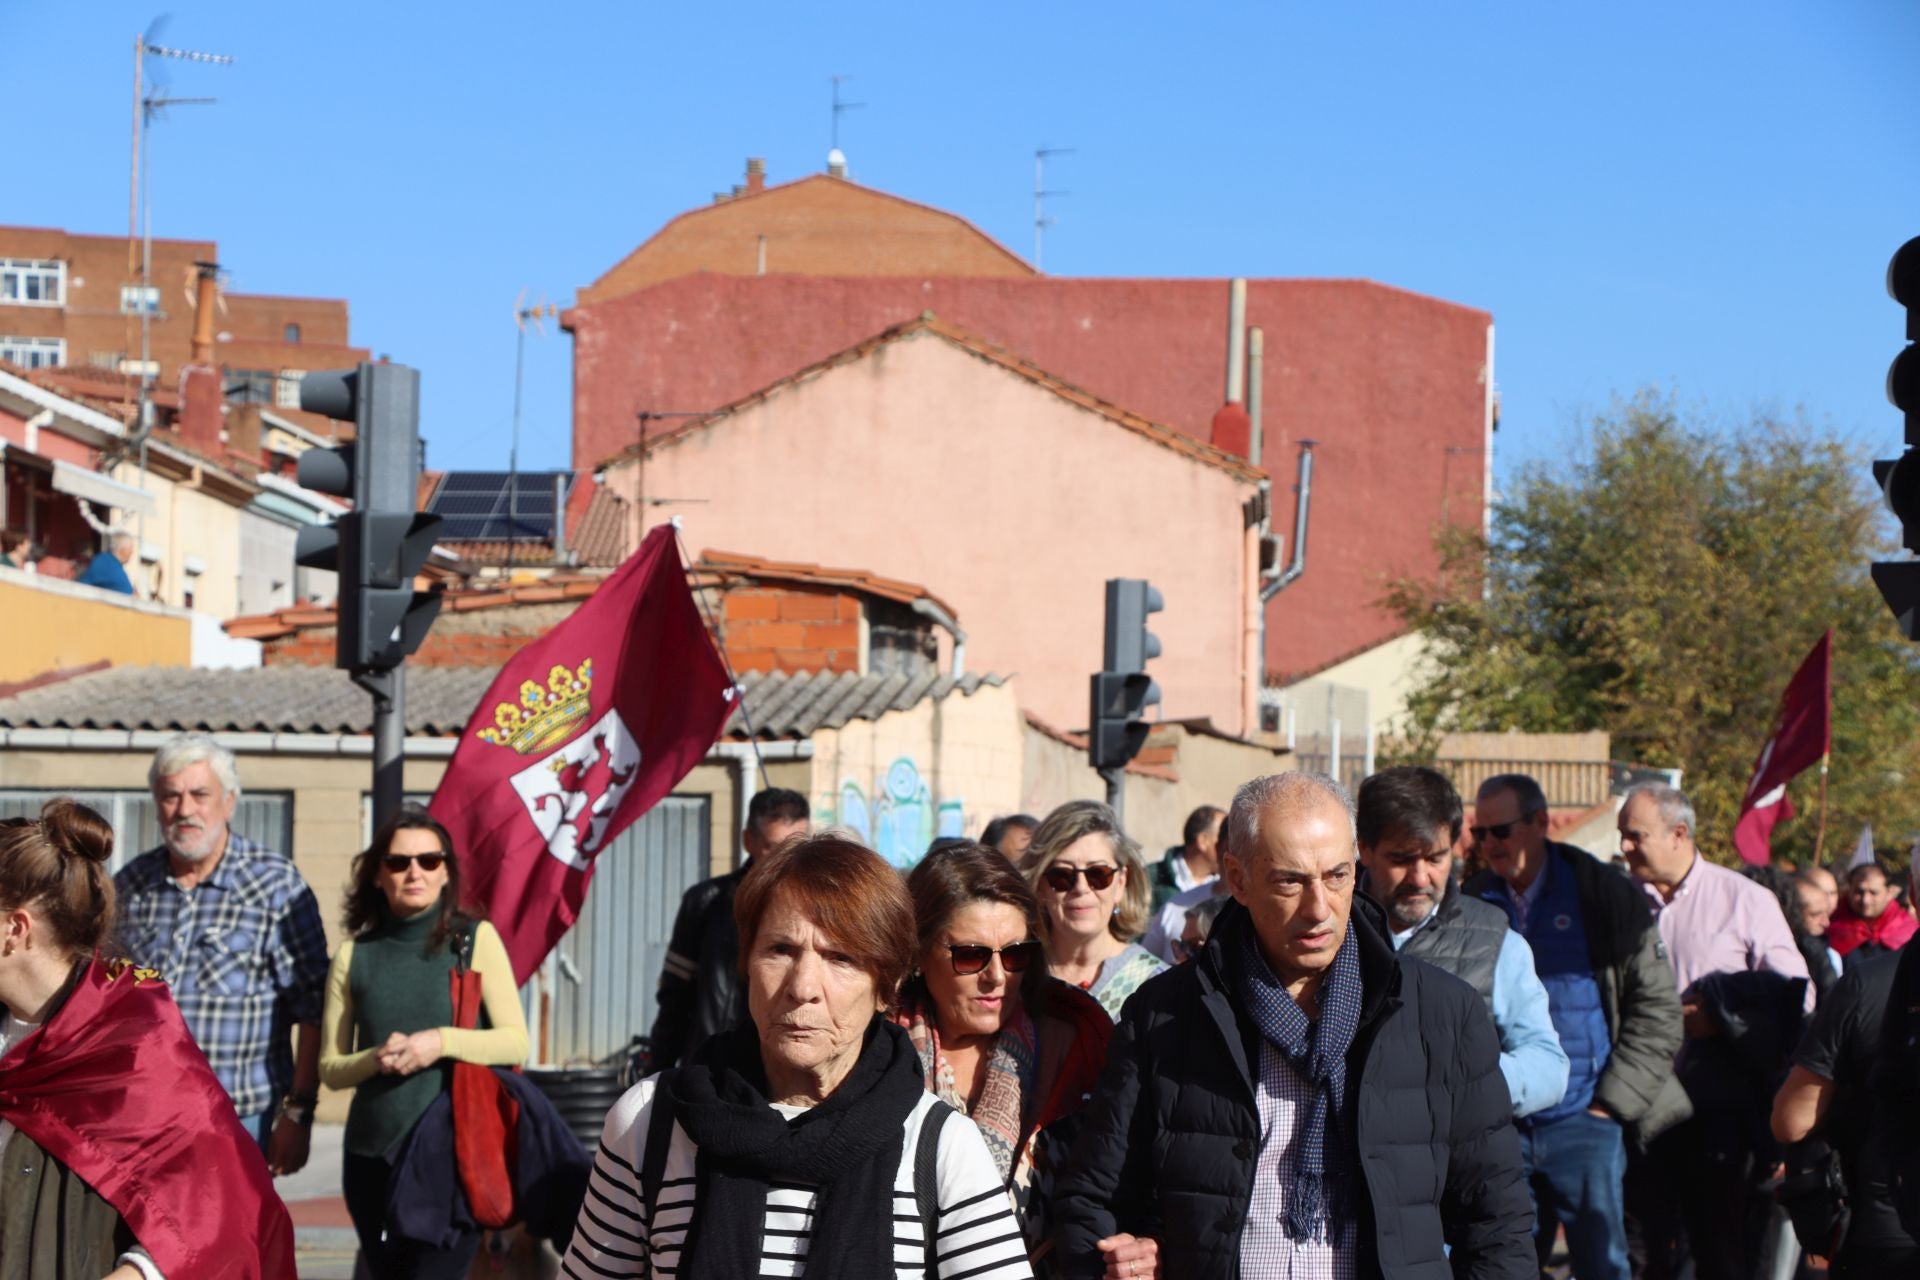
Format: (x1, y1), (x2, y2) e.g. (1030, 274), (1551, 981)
(1385, 393), (1920, 866)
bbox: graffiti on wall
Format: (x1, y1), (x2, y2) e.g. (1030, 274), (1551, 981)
(827, 756), (960, 869)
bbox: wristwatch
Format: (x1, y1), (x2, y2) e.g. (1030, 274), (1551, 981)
(278, 1094), (317, 1127)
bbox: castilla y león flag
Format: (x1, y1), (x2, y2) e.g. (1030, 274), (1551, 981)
(1732, 630), (1831, 866)
(430, 526), (738, 981)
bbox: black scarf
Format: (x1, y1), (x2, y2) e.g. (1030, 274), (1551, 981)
(666, 1015), (927, 1278)
(1233, 920), (1363, 1243)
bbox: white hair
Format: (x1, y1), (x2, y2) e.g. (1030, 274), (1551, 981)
(1624, 782), (1695, 840)
(108, 530), (136, 551)
(1227, 771), (1356, 859)
(148, 733), (242, 799)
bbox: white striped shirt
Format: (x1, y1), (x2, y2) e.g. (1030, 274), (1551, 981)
(562, 1076), (1033, 1280)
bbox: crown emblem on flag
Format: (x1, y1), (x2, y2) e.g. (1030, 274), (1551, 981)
(478, 659), (595, 754)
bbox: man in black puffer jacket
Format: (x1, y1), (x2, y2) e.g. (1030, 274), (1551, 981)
(1052, 771), (1532, 1280)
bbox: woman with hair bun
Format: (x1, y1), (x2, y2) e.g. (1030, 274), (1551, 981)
(0, 798), (294, 1278)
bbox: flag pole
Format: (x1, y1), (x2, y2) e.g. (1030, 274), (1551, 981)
(1812, 752), (1831, 868)
(673, 522), (770, 791)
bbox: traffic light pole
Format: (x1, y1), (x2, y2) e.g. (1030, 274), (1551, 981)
(1100, 765), (1125, 826)
(354, 667), (406, 835)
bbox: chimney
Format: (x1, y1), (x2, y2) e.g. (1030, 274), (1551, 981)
(827, 148), (848, 179)
(178, 260), (226, 456)
(745, 156), (767, 195)
(1247, 327), (1265, 466)
(1210, 279), (1252, 456)
(190, 260), (220, 366)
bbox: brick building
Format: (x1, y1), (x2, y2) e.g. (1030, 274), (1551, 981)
(0, 226), (367, 437)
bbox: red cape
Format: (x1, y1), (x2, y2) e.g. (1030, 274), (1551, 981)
(0, 957), (296, 1278)
(1828, 897), (1920, 957)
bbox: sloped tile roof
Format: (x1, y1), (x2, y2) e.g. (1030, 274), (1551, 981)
(570, 485), (631, 567)
(0, 664), (1002, 741)
(696, 549), (954, 617)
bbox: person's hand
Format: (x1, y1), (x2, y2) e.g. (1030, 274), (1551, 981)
(377, 1028), (443, 1076)
(1096, 1233), (1161, 1279)
(1681, 999), (1720, 1039)
(267, 1114), (311, 1176)
(1587, 1105), (1614, 1121)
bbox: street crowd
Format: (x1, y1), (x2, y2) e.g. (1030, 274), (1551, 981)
(0, 733), (1917, 1279)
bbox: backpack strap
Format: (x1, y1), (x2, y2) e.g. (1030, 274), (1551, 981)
(641, 1069), (680, 1247)
(914, 1101), (953, 1271)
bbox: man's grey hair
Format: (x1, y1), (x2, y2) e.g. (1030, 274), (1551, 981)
(1624, 781), (1695, 840)
(1227, 771), (1357, 860)
(1477, 772), (1549, 816)
(109, 530), (136, 552)
(148, 733), (242, 798)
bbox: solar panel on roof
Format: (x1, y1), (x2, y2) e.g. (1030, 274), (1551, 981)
(427, 471), (571, 542)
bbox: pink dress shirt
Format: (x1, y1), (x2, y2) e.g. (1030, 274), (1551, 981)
(1637, 854), (1811, 1009)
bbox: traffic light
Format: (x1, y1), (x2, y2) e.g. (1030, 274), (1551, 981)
(1873, 239), (1920, 639)
(1089, 579), (1163, 772)
(293, 363), (443, 671)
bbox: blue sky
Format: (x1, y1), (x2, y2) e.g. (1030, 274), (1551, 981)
(5, 1), (1917, 480)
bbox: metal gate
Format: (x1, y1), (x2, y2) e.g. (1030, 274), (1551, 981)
(0, 789), (295, 873)
(541, 795), (711, 1065)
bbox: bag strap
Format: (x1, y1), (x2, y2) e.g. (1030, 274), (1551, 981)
(641, 1069), (680, 1249)
(915, 1101), (953, 1269)
(455, 921), (477, 972)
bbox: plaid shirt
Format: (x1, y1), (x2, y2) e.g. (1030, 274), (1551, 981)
(113, 833), (329, 1118)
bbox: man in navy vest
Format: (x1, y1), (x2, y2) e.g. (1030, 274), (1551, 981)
(1356, 767), (1569, 1120)
(1462, 773), (1688, 1280)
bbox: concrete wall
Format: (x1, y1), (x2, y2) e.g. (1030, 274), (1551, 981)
(1286, 631), (1432, 738)
(608, 332), (1260, 734)
(0, 569), (191, 679)
(1021, 725), (1185, 852)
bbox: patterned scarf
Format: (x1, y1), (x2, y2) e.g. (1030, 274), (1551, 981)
(896, 986), (1038, 1185)
(1233, 920), (1363, 1243)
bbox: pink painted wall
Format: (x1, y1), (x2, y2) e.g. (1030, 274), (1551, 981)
(607, 331), (1261, 734)
(0, 407), (98, 466)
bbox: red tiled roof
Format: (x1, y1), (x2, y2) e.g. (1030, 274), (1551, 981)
(602, 315), (1265, 485)
(1021, 710), (1179, 782)
(697, 548), (958, 618)
(570, 484), (631, 567)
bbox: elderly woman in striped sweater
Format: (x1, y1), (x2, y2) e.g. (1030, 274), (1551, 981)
(562, 832), (1033, 1280)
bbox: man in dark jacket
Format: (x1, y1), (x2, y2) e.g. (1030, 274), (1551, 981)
(1053, 771), (1533, 1280)
(1462, 774), (1687, 1280)
(645, 786), (808, 1069)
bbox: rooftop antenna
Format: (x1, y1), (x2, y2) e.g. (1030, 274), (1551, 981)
(829, 74), (863, 173)
(1034, 146), (1073, 271)
(508, 293), (559, 575)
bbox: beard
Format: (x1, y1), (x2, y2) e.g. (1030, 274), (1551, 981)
(163, 821), (225, 863)
(1387, 885), (1438, 931)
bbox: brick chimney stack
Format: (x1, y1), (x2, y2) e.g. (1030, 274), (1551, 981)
(177, 260), (226, 455)
(745, 157), (766, 195)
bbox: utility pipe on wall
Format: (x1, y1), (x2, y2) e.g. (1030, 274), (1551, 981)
(1263, 442), (1315, 603)
(1247, 327), (1265, 467)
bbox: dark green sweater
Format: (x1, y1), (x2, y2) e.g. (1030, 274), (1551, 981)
(344, 907), (466, 1158)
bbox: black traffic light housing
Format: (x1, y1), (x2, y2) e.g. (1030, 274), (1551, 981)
(293, 363), (444, 671)
(1089, 579), (1163, 772)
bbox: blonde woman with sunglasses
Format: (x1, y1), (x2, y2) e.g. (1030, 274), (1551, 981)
(320, 805), (530, 1277)
(1023, 801), (1167, 1020)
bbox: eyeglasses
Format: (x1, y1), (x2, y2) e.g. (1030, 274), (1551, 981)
(947, 941), (1040, 975)
(1040, 864), (1119, 893)
(381, 853), (446, 874)
(1468, 815), (1539, 842)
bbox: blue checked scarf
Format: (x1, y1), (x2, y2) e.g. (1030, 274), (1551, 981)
(1233, 920), (1363, 1243)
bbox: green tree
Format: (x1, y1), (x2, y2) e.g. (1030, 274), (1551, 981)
(1385, 392), (1920, 867)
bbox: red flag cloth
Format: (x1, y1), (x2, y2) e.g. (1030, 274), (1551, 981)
(1827, 897), (1919, 956)
(1732, 630), (1832, 866)
(0, 957), (296, 1278)
(431, 525), (738, 981)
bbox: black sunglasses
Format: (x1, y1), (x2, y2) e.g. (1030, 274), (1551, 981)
(1468, 813), (1540, 842)
(947, 941), (1040, 976)
(382, 853), (447, 874)
(1041, 864), (1119, 893)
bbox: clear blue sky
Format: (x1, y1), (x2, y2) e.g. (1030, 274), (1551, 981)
(6, 1), (1917, 481)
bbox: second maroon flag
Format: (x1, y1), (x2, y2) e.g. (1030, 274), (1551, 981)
(430, 525), (739, 981)
(1731, 630), (1831, 867)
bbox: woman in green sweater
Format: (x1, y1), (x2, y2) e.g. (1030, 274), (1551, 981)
(319, 806), (528, 1278)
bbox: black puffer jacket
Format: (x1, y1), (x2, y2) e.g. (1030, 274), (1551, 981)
(646, 868), (746, 1070)
(1051, 895), (1532, 1280)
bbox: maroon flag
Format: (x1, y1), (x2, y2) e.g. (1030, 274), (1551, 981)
(430, 525), (738, 980)
(1732, 630), (1831, 866)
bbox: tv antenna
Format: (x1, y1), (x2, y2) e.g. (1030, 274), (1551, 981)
(830, 74), (864, 156)
(507, 293), (559, 573)
(1034, 146), (1074, 271)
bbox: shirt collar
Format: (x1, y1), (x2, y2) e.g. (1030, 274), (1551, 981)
(1507, 849), (1552, 907)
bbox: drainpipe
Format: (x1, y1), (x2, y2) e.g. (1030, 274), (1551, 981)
(911, 597), (967, 677)
(1262, 441), (1315, 603)
(552, 473), (569, 563)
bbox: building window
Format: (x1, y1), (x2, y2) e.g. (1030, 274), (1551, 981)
(284, 323), (301, 344)
(0, 260), (64, 307)
(226, 368), (276, 404)
(0, 336), (64, 369)
(119, 285), (162, 315)
(277, 370), (306, 409)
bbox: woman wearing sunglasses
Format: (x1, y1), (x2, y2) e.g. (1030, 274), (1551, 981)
(320, 806), (530, 1277)
(896, 842), (1112, 1266)
(1022, 801), (1167, 1019)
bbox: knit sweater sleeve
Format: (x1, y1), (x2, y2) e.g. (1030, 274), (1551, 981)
(438, 921), (530, 1065)
(318, 940), (381, 1090)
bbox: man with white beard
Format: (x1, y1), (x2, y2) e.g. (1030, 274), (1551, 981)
(114, 734), (330, 1175)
